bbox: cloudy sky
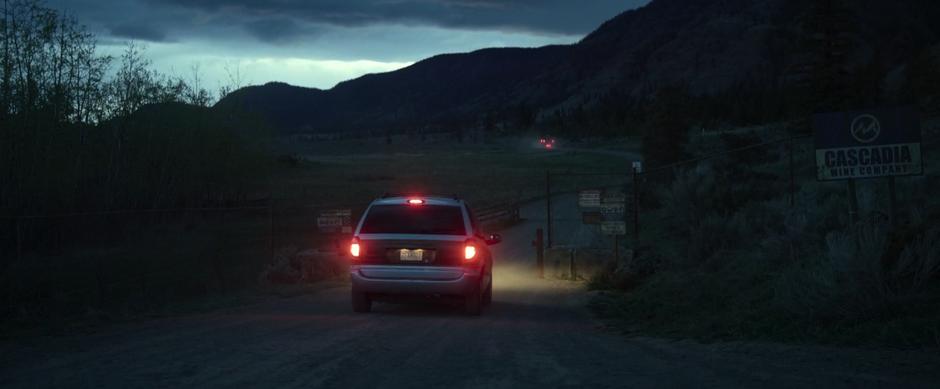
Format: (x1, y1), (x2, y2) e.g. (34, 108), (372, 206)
(46, 0), (649, 91)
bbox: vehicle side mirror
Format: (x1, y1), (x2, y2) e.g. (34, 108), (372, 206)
(485, 233), (502, 246)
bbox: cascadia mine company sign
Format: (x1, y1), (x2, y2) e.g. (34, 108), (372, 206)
(814, 107), (923, 181)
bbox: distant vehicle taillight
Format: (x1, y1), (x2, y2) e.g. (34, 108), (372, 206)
(539, 138), (546, 144)
(350, 237), (361, 258)
(407, 198), (425, 205)
(464, 241), (477, 262)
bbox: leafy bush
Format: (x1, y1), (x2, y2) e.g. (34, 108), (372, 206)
(890, 226), (940, 294)
(773, 223), (889, 319)
(592, 125), (940, 346)
(260, 247), (347, 285)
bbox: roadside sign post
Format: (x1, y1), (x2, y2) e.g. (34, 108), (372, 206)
(569, 249), (577, 281)
(613, 235), (619, 264)
(889, 176), (898, 227)
(533, 228), (544, 279)
(632, 161), (642, 243)
(814, 107), (923, 227)
(847, 179), (859, 225)
(546, 171), (553, 249)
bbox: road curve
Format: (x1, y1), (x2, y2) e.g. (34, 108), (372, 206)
(1, 198), (938, 388)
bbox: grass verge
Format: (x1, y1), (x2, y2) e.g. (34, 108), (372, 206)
(589, 125), (940, 349)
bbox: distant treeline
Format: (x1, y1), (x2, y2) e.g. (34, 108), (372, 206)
(0, 0), (267, 217)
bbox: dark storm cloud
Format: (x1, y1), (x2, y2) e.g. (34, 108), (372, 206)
(47, 0), (649, 45)
(41, 0), (650, 90)
(147, 0), (644, 36)
(245, 17), (309, 43)
(108, 23), (170, 42)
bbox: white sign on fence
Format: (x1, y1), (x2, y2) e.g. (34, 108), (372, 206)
(579, 189), (602, 208)
(600, 204), (625, 215)
(601, 221), (627, 236)
(317, 209), (352, 233)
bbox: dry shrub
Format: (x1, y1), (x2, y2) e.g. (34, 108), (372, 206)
(775, 223), (940, 319)
(261, 247), (347, 285)
(889, 226), (940, 294)
(660, 164), (720, 230)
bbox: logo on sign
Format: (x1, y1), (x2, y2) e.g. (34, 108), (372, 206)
(851, 114), (881, 144)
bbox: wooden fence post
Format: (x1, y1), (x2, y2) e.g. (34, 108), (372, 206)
(545, 171), (553, 248)
(568, 249), (577, 281)
(534, 228), (544, 279)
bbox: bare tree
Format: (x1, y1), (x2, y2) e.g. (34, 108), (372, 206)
(217, 60), (246, 101)
(184, 63), (212, 107)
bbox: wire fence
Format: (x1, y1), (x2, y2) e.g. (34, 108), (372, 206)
(629, 125), (937, 270)
(543, 120), (937, 276)
(1, 206), (275, 320)
(3, 120), (936, 321)
(0, 197), (523, 321)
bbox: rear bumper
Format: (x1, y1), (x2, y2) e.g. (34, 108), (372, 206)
(350, 265), (481, 296)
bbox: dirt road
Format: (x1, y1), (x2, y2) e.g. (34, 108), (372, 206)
(2, 198), (938, 388)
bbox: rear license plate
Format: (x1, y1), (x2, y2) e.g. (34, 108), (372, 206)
(399, 249), (424, 262)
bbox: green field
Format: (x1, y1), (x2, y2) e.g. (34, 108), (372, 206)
(272, 137), (640, 208)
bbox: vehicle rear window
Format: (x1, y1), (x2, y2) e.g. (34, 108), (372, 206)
(360, 205), (466, 235)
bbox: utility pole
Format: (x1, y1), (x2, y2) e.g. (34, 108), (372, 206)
(847, 179), (859, 225)
(632, 162), (641, 243)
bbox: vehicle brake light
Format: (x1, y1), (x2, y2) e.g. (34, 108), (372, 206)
(350, 238), (361, 258)
(407, 198), (425, 205)
(464, 241), (477, 262)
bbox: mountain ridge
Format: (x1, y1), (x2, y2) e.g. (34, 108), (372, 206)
(215, 0), (940, 134)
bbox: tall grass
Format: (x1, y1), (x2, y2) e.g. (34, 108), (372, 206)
(592, 126), (940, 346)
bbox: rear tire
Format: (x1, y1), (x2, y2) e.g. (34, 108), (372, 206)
(482, 282), (492, 306)
(352, 290), (371, 313)
(465, 283), (482, 316)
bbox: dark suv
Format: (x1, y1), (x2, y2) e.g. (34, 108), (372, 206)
(348, 196), (501, 315)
